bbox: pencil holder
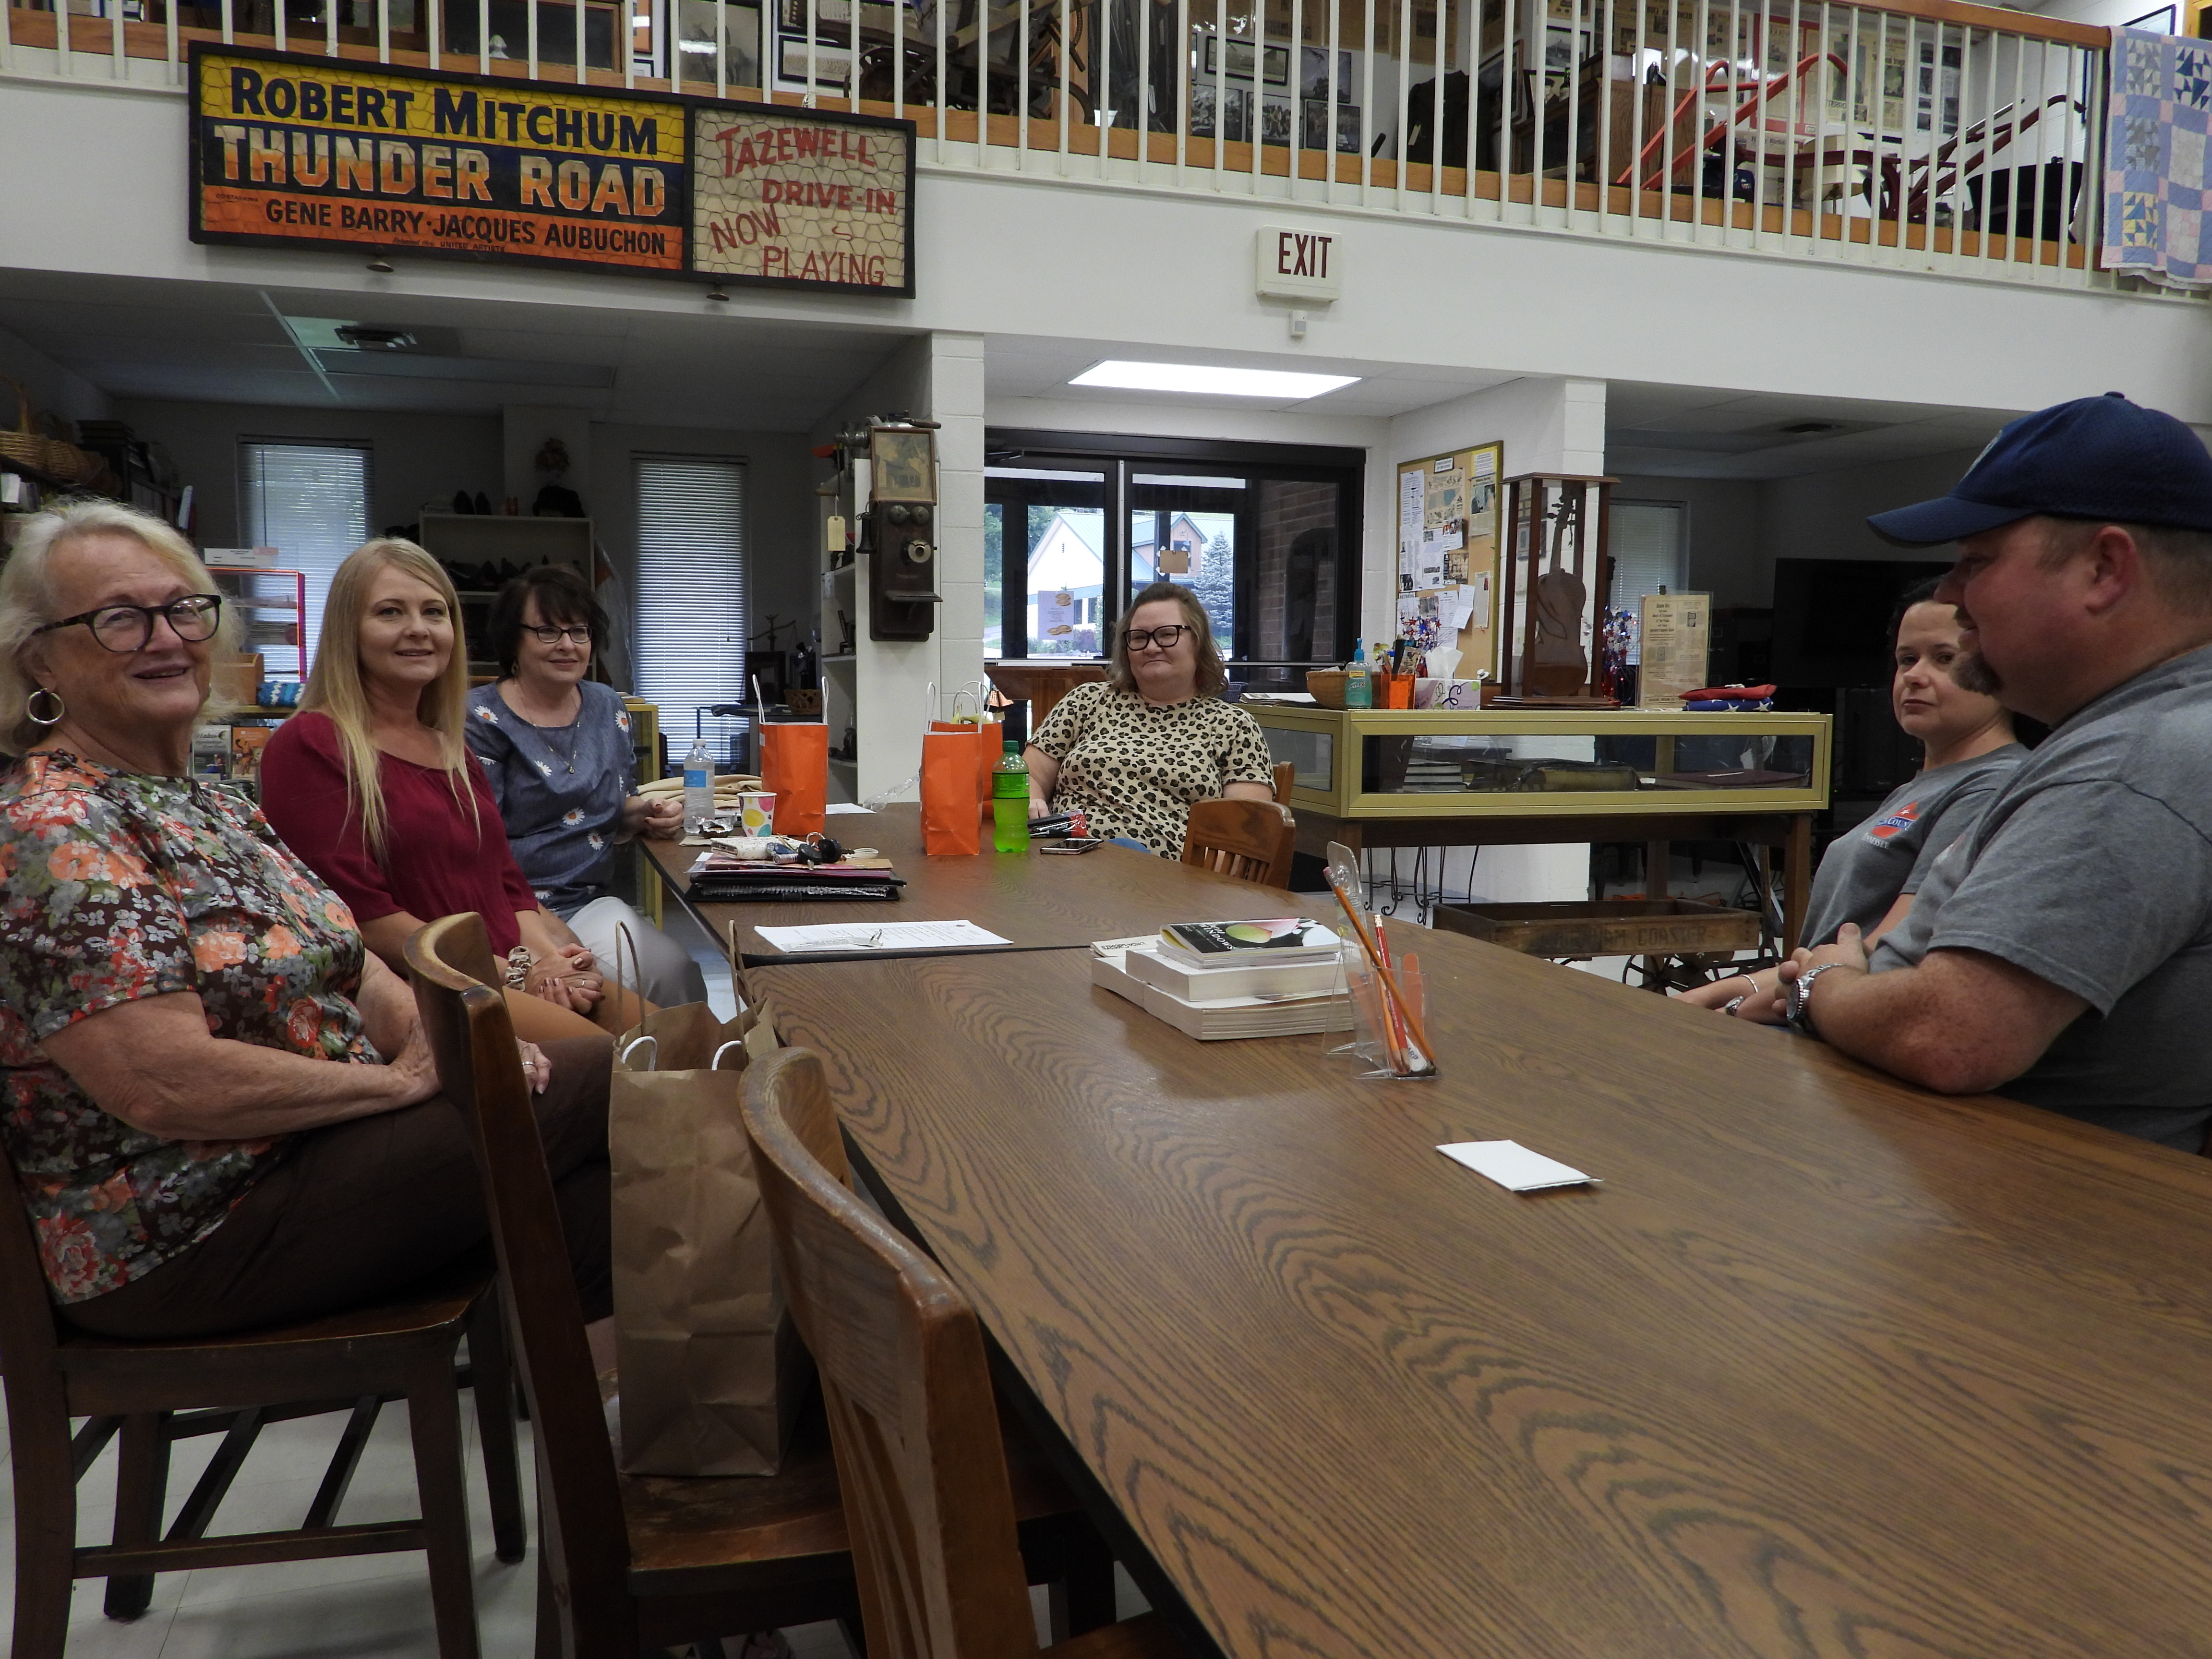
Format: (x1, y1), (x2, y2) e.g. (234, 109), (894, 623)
(1324, 950), (1433, 1080)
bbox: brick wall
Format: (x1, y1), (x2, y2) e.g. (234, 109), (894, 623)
(1254, 481), (1341, 681)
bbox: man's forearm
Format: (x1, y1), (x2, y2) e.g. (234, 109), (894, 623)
(1797, 948), (2083, 1095)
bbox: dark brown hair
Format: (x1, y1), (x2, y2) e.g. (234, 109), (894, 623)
(1111, 580), (1227, 697)
(488, 564), (608, 678)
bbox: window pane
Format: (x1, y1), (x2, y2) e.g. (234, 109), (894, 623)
(984, 502), (1004, 659)
(238, 440), (371, 680)
(634, 455), (748, 769)
(1608, 502), (1684, 606)
(1027, 505), (1104, 656)
(1130, 473), (1244, 659)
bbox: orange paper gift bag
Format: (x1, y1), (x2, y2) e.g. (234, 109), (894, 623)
(756, 678), (827, 837)
(921, 726), (982, 854)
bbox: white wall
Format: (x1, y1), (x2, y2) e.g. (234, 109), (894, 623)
(1609, 474), (1763, 608)
(0, 321), (110, 428)
(1751, 447), (1989, 605)
(11, 78), (2212, 429)
(114, 398), (505, 545)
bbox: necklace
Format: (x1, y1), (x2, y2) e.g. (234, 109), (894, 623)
(541, 717), (582, 775)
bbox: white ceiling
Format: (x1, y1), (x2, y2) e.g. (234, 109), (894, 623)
(1606, 380), (2015, 480)
(0, 269), (908, 432)
(983, 333), (1522, 419)
(0, 268), (2020, 475)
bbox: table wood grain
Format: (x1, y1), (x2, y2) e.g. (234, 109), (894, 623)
(757, 930), (2212, 1659)
(649, 804), (1296, 965)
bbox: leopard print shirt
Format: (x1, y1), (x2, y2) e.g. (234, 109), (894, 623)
(1031, 682), (1275, 858)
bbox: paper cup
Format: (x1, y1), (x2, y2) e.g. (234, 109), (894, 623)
(740, 791), (777, 834)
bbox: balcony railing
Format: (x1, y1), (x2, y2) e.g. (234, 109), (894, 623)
(2, 0), (2115, 288)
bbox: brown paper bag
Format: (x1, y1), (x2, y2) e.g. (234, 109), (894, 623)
(609, 998), (810, 1476)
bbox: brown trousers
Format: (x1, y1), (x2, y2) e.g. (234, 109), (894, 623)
(63, 1034), (613, 1340)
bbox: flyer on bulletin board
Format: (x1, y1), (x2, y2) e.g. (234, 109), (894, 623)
(1638, 592), (1712, 708)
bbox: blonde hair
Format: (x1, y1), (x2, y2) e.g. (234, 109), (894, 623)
(300, 538), (479, 858)
(0, 498), (241, 753)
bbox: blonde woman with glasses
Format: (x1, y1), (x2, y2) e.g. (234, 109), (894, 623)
(0, 499), (613, 1343)
(260, 539), (640, 1044)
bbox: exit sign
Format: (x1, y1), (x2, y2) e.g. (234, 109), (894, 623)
(1255, 225), (1342, 301)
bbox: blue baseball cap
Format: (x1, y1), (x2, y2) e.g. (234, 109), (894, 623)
(1867, 393), (2212, 546)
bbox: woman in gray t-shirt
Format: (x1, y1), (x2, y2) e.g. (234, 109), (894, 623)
(1683, 578), (2024, 1022)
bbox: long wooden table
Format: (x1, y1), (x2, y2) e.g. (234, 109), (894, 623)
(759, 931), (2212, 1659)
(649, 803), (1292, 966)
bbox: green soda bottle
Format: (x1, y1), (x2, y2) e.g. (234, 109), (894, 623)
(992, 742), (1030, 854)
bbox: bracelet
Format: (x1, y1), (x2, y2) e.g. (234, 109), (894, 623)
(1786, 962), (1848, 1036)
(505, 946), (533, 989)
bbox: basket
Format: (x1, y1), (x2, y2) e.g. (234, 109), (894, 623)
(1305, 669), (1349, 709)
(32, 411), (99, 485)
(0, 379), (44, 472)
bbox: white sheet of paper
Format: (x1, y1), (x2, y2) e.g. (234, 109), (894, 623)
(823, 803), (874, 815)
(1443, 589), (1473, 631)
(1468, 573), (1491, 631)
(1400, 469), (1425, 520)
(1415, 528), (1448, 589)
(755, 920), (1012, 952)
(1436, 1140), (1596, 1191)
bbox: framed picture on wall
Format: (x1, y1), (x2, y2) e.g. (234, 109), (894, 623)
(869, 428), (936, 503)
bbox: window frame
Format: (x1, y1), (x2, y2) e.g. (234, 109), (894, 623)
(985, 428), (1363, 673)
(236, 436), (374, 683)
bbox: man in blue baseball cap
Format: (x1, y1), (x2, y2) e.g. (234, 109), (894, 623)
(1767, 393), (2212, 1150)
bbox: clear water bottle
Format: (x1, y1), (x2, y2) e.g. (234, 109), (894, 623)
(991, 743), (1030, 854)
(683, 736), (715, 831)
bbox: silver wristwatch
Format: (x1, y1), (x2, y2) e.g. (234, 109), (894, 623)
(1787, 962), (1846, 1036)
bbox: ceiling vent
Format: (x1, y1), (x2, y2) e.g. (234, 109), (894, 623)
(333, 325), (417, 351)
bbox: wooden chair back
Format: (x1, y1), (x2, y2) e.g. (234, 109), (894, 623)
(1271, 760), (1294, 805)
(1182, 797), (1296, 889)
(740, 1048), (1042, 1659)
(405, 912), (633, 1654)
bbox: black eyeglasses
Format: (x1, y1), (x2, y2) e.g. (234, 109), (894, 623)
(523, 624), (593, 645)
(34, 594), (223, 654)
(1122, 624), (1190, 651)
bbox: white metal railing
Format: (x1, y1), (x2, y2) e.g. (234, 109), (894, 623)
(1, 0), (2115, 287)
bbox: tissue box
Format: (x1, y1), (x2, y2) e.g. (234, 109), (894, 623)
(1415, 678), (1476, 709)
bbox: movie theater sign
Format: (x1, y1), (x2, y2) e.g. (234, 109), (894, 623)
(189, 43), (914, 296)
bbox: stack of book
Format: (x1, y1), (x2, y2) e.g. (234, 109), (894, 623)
(685, 850), (905, 902)
(1090, 919), (1344, 1040)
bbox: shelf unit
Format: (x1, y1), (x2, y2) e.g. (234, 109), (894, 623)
(208, 566), (309, 680)
(417, 513), (594, 675)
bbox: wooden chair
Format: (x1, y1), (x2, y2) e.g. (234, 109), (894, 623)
(1182, 798), (1296, 890)
(406, 913), (1117, 1659)
(1271, 759), (1294, 805)
(406, 911), (858, 1658)
(0, 1144), (525, 1659)
(740, 1046), (1189, 1659)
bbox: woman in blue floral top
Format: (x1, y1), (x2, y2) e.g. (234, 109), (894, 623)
(0, 500), (613, 1339)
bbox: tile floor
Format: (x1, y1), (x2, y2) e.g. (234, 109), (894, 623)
(0, 1395), (878, 1659)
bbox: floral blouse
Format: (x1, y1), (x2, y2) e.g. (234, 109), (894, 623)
(0, 752), (376, 1303)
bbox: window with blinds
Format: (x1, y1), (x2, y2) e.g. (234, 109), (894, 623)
(1608, 501), (1686, 607)
(634, 454), (748, 770)
(237, 439), (372, 681)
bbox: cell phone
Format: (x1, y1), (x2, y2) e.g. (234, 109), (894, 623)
(1039, 838), (1106, 854)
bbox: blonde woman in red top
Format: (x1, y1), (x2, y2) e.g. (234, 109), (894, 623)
(261, 540), (638, 1043)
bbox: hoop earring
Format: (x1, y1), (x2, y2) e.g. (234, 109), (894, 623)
(25, 686), (64, 727)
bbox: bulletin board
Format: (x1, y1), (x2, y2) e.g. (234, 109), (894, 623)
(1395, 441), (1503, 678)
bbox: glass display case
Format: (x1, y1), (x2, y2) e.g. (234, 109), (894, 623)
(1247, 706), (1832, 819)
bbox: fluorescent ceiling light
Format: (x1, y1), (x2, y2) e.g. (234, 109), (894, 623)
(1070, 360), (1358, 399)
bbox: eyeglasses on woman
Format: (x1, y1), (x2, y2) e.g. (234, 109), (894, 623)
(1122, 624), (1190, 651)
(33, 595), (224, 654)
(524, 624), (594, 645)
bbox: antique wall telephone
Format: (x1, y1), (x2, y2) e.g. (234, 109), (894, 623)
(827, 414), (941, 642)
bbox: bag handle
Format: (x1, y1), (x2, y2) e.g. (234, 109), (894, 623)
(948, 685), (979, 725)
(620, 1034), (659, 1070)
(709, 1040), (749, 1070)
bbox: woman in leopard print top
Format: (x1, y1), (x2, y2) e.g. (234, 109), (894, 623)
(1024, 581), (1277, 857)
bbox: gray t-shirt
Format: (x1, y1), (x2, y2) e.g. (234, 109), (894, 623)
(1801, 744), (2026, 948)
(1870, 644), (2212, 1149)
